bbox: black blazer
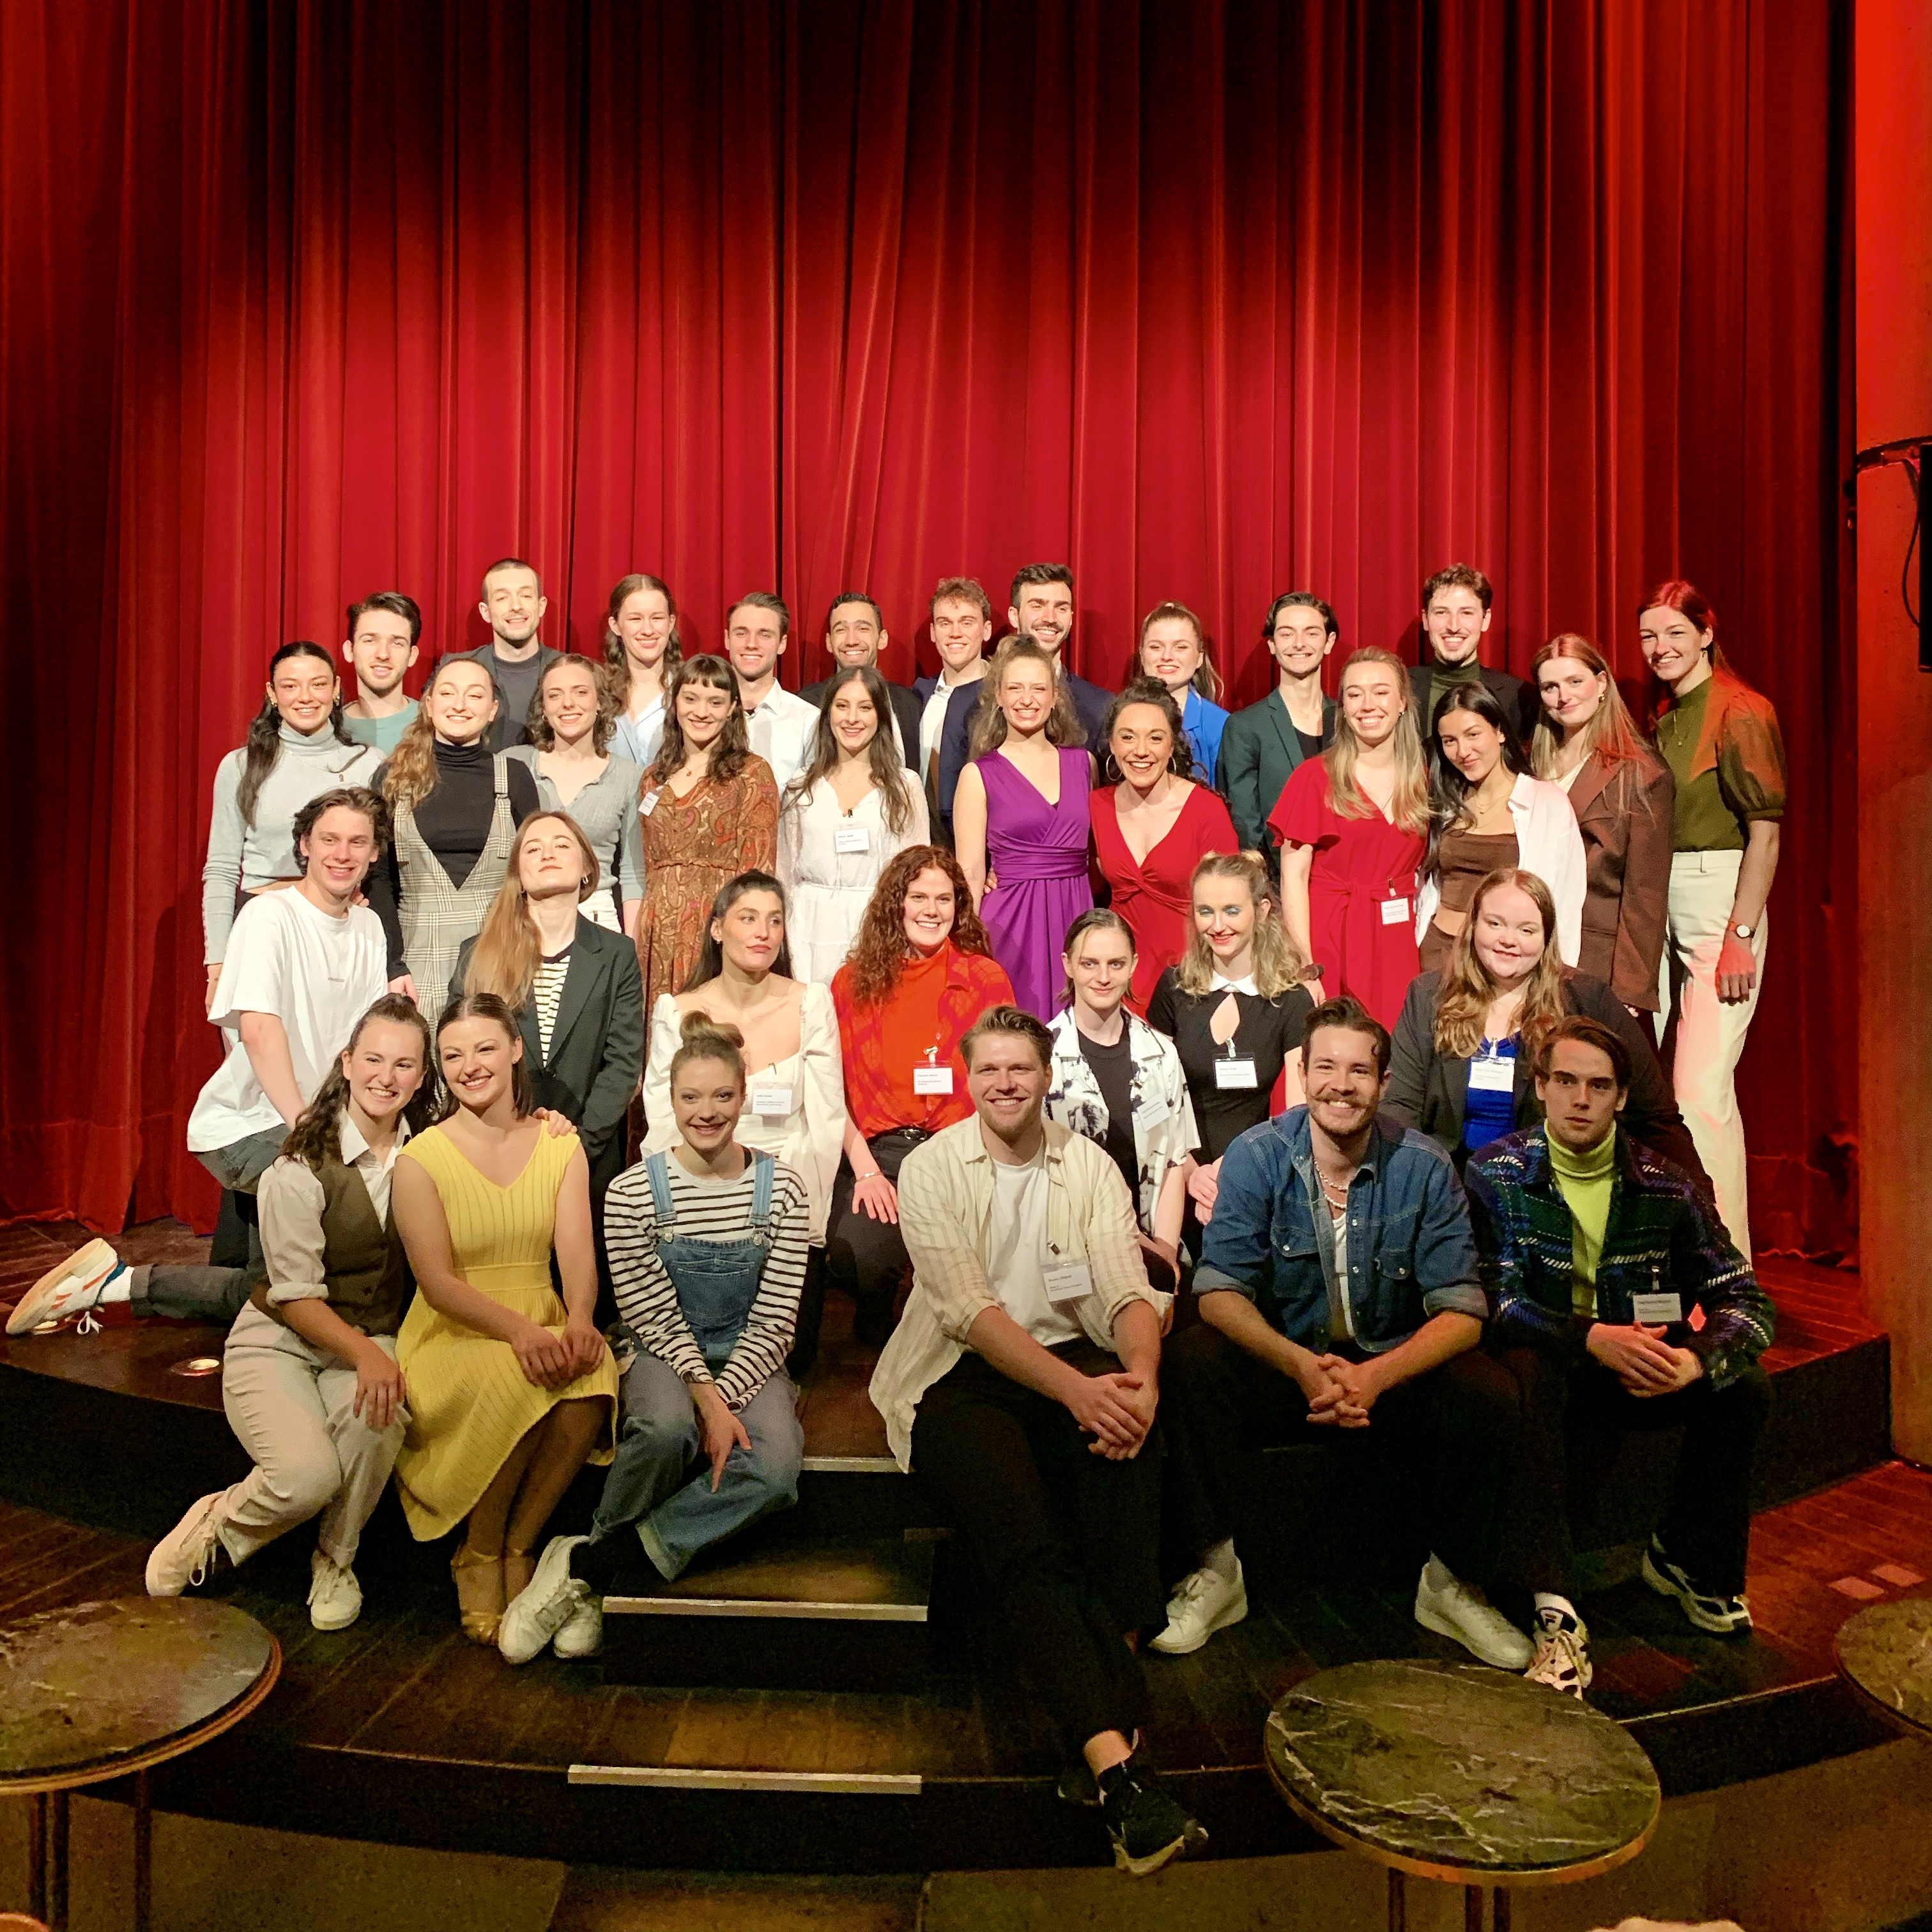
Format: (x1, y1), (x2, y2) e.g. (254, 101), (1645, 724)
(1409, 660), (1538, 746)
(801, 674), (924, 773)
(930, 666), (1112, 836)
(1382, 967), (1708, 1186)
(1216, 689), (1338, 863)
(448, 915), (645, 1186)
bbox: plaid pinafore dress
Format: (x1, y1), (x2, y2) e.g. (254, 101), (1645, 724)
(394, 755), (518, 1004)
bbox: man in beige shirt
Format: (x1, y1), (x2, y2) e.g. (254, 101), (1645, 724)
(870, 1005), (1204, 1878)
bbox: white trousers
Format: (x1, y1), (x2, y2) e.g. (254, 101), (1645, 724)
(215, 1301), (408, 1568)
(1656, 850), (1765, 1259)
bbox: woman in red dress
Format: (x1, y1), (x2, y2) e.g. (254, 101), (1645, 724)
(1269, 647), (1430, 1029)
(1091, 680), (1239, 1016)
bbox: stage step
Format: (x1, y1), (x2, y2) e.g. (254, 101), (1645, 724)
(600, 1531), (942, 1691)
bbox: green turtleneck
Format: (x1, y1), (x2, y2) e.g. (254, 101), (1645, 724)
(1546, 1126), (1617, 1318)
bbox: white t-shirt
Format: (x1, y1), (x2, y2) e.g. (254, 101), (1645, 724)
(187, 889), (390, 1154)
(1330, 1201), (1356, 1340)
(988, 1146), (1081, 1347)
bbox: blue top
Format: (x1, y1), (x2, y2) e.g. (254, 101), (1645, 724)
(1182, 688), (1230, 783)
(1196, 1105), (1486, 1353)
(1460, 1036), (1520, 1156)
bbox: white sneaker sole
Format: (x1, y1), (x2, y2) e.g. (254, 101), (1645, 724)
(7, 1238), (117, 1335)
(1413, 1591), (1534, 1671)
(1641, 1549), (1752, 1634)
(1149, 1581), (1250, 1656)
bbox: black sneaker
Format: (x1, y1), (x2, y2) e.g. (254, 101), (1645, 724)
(1098, 1752), (1208, 1876)
(1056, 1759), (1100, 1808)
(1641, 1537), (1752, 1635)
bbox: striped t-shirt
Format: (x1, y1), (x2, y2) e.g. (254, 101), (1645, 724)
(532, 951), (570, 1062)
(604, 1153), (811, 1410)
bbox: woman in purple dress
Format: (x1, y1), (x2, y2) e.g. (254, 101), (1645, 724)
(951, 639), (1096, 1018)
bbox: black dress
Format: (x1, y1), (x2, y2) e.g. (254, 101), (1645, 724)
(1146, 968), (1315, 1163)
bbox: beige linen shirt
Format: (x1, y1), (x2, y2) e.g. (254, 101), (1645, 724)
(868, 1115), (1170, 1469)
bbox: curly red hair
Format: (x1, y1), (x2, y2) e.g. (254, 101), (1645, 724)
(841, 845), (995, 1008)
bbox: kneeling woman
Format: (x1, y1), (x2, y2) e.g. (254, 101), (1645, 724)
(498, 1015), (809, 1663)
(390, 993), (618, 1645)
(146, 996), (434, 1629)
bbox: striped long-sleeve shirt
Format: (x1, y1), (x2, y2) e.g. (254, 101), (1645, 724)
(603, 1153), (810, 1411)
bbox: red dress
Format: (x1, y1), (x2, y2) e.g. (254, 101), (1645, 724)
(1269, 758), (1424, 1029)
(1091, 783), (1240, 1016)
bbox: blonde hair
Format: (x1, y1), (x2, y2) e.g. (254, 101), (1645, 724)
(1325, 647), (1430, 832)
(1527, 634), (1661, 781)
(1175, 850), (1308, 998)
(669, 1009), (747, 1092)
(1138, 600), (1223, 705)
(461, 812), (599, 1009)
(1432, 868), (1568, 1059)
(383, 657), (498, 812)
(968, 638), (1086, 755)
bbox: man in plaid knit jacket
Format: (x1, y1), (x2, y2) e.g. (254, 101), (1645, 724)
(1466, 1016), (1775, 1699)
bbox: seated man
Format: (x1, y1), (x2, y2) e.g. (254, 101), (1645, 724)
(8, 787), (392, 1337)
(1158, 995), (1529, 1671)
(1466, 1017), (1774, 1697)
(870, 1004), (1205, 1878)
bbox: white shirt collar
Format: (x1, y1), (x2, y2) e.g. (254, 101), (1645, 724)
(337, 1106), (411, 1169)
(1211, 972), (1258, 996)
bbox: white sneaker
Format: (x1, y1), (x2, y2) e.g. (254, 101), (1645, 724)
(1413, 1561), (1533, 1670)
(7, 1239), (125, 1336)
(1524, 1609), (1593, 1698)
(1150, 1560), (1249, 1656)
(308, 1550), (364, 1631)
(552, 1591), (604, 1659)
(146, 1494), (228, 1597)
(498, 1535), (591, 1664)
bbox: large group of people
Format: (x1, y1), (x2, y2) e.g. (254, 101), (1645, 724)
(7, 553), (1786, 1881)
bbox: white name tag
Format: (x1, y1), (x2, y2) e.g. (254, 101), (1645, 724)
(638, 791), (658, 816)
(1215, 1057), (1259, 1090)
(1043, 1261), (1094, 1304)
(834, 824), (870, 855)
(1631, 1291), (1684, 1325)
(1468, 1055), (1515, 1092)
(751, 1084), (793, 1119)
(1380, 896), (1411, 925)
(1139, 1092), (1172, 1126)
(913, 1064), (954, 1095)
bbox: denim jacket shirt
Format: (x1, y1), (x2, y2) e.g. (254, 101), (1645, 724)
(1195, 1106), (1487, 1353)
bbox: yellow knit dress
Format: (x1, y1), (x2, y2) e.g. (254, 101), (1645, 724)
(392, 1122), (617, 1540)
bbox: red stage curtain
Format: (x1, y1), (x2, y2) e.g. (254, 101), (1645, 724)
(0, 1), (1852, 1255)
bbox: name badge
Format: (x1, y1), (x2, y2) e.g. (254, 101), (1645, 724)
(751, 1083), (793, 1119)
(913, 1064), (954, 1095)
(1468, 1055), (1515, 1092)
(1379, 896), (1411, 925)
(1631, 1291), (1683, 1325)
(1139, 1092), (1172, 1126)
(638, 791), (658, 817)
(1044, 1261), (1094, 1304)
(834, 824), (870, 855)
(1215, 1057), (1259, 1090)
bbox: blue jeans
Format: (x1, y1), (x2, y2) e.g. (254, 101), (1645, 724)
(591, 1351), (803, 1580)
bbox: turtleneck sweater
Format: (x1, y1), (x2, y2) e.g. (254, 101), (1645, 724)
(201, 719), (383, 960)
(1545, 1124), (1618, 1317)
(365, 737), (539, 976)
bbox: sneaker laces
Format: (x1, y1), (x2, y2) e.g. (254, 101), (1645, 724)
(75, 1310), (102, 1337)
(308, 1556), (348, 1606)
(186, 1517), (222, 1588)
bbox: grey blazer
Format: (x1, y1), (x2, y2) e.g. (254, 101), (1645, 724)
(1216, 689), (1338, 862)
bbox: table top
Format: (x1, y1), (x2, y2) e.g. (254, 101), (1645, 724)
(1836, 1595), (1932, 1736)
(1265, 1659), (1660, 1886)
(0, 1598), (280, 1793)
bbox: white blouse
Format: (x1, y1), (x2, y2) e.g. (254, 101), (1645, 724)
(640, 982), (847, 1246)
(776, 778), (930, 986)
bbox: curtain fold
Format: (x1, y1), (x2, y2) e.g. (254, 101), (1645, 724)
(0, 0), (1851, 1255)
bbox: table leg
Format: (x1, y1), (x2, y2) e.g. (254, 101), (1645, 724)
(1466, 1882), (1485, 1930)
(134, 1769), (152, 1932)
(1493, 1887), (1512, 1931)
(48, 1789), (69, 1932)
(26, 1792), (46, 1921)
(1387, 1867), (1407, 1932)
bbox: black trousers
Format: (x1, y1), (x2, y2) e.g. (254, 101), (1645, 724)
(1162, 1321), (1521, 1589)
(824, 1129), (928, 1339)
(912, 1344), (1162, 1754)
(1496, 1345), (1772, 1596)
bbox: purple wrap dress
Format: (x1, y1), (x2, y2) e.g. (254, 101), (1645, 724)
(977, 746), (1094, 1020)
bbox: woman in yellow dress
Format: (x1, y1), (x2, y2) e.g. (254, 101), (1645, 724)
(392, 992), (617, 1644)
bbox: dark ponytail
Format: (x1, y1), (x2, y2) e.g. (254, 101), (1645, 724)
(237, 641), (356, 831)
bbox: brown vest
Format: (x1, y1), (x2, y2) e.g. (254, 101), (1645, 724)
(249, 1152), (412, 1338)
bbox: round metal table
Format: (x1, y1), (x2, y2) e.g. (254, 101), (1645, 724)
(1265, 1659), (1660, 1930)
(1835, 1594), (1932, 1738)
(0, 1598), (280, 1931)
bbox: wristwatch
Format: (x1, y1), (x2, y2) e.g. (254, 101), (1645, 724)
(1731, 923), (1755, 940)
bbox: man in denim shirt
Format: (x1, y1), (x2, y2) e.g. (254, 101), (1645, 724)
(1155, 997), (1531, 1671)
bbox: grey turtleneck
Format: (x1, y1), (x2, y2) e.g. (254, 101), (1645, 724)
(201, 721), (383, 961)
